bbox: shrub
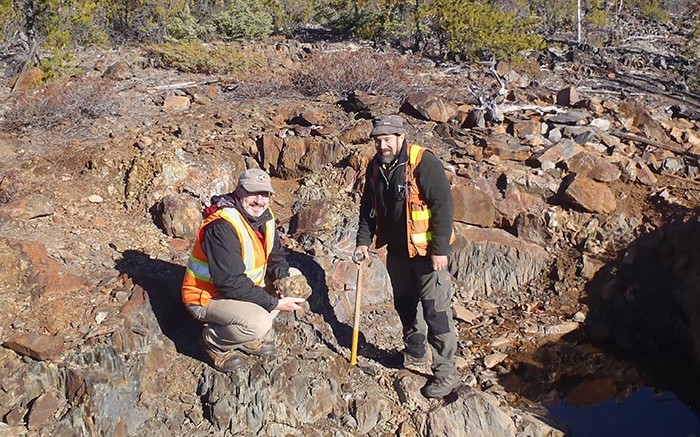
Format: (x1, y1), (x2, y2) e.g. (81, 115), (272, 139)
(166, 3), (215, 41)
(214, 0), (274, 40)
(419, 0), (544, 60)
(146, 41), (263, 75)
(2, 77), (118, 130)
(587, 0), (608, 28)
(0, 2), (21, 48)
(102, 0), (190, 42)
(291, 48), (410, 96)
(527, 0), (576, 34)
(628, 0), (671, 22)
(268, 0), (316, 34)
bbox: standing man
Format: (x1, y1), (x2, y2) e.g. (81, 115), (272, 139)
(353, 114), (459, 398)
(182, 168), (308, 372)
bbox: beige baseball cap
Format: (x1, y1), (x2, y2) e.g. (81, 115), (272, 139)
(237, 168), (275, 193)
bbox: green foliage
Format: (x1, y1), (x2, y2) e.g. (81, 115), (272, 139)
(420, 0), (544, 60)
(269, 0), (316, 33)
(102, 0), (189, 42)
(0, 0), (19, 46)
(326, 0), (416, 41)
(214, 0), (274, 40)
(11, 0), (108, 79)
(587, 0), (607, 28)
(166, 3), (214, 41)
(625, 0), (671, 22)
(529, 0), (576, 33)
(146, 40), (263, 74)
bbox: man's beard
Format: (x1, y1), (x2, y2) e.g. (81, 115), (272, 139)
(378, 150), (396, 164)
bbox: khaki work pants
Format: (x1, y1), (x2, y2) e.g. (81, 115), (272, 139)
(188, 267), (301, 353)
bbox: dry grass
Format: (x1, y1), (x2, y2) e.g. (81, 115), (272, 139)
(291, 49), (411, 97)
(2, 77), (118, 130)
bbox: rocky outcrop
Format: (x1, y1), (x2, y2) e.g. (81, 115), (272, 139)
(450, 224), (551, 300)
(1, 33), (699, 436)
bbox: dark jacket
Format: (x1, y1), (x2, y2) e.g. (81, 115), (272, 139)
(356, 142), (454, 258)
(201, 196), (289, 312)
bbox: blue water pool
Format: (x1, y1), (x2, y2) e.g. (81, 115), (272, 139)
(547, 387), (700, 437)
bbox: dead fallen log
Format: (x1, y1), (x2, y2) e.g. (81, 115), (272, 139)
(153, 78), (219, 91)
(610, 129), (700, 160)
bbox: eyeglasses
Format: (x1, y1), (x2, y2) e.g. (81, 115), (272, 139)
(244, 191), (271, 199)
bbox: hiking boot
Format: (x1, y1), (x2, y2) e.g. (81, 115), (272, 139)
(237, 339), (275, 357)
(421, 373), (460, 398)
(203, 345), (244, 372)
(402, 350), (430, 369)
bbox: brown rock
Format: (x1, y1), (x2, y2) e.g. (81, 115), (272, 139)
(483, 135), (531, 161)
(27, 392), (61, 430)
(5, 407), (26, 426)
(339, 119), (372, 144)
(163, 95), (191, 111)
(0, 239), (86, 297)
(0, 193), (54, 220)
(291, 199), (334, 235)
(452, 185), (496, 227)
(299, 109), (326, 126)
(581, 253), (606, 279)
(624, 157), (658, 185)
(463, 108), (486, 129)
(535, 139), (585, 166)
(152, 194), (202, 239)
(102, 61), (132, 80)
(344, 90), (380, 113)
(404, 92), (458, 123)
(496, 189), (548, 227)
(272, 108), (291, 127)
(4, 333), (64, 361)
(506, 117), (542, 139)
(617, 99), (669, 144)
(495, 60), (511, 77)
(278, 136), (307, 177)
(451, 224), (550, 298)
(567, 152), (621, 182)
(298, 137), (343, 174)
(30, 253), (85, 299)
(561, 175), (617, 214)
(260, 134), (284, 171)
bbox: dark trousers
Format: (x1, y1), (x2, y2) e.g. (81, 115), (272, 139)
(386, 252), (458, 378)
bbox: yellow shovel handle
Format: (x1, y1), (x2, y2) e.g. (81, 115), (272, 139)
(350, 261), (363, 365)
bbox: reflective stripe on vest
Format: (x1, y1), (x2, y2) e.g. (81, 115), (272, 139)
(181, 208), (275, 306)
(406, 144), (433, 255)
(218, 208), (272, 284)
(186, 256), (211, 281)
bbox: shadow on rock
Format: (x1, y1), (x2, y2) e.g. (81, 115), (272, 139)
(581, 211), (700, 410)
(114, 249), (202, 361)
(288, 250), (399, 368)
(501, 207), (700, 418)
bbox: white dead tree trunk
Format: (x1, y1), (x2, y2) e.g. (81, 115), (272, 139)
(577, 0), (582, 43)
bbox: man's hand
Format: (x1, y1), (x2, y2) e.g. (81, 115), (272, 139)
(276, 296), (305, 312)
(352, 245), (369, 264)
(431, 255), (448, 271)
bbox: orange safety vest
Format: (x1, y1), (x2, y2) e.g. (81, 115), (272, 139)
(371, 144), (453, 258)
(181, 207), (275, 306)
